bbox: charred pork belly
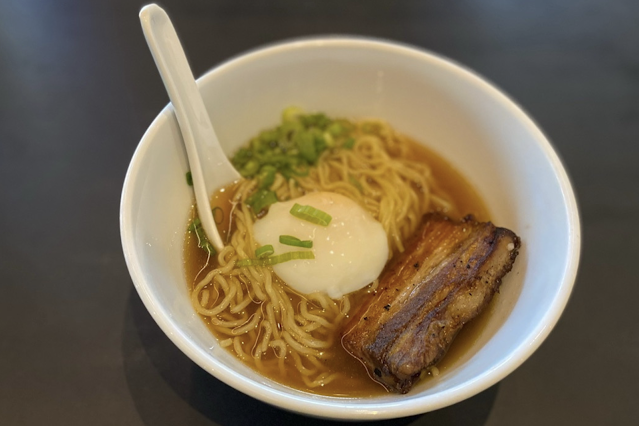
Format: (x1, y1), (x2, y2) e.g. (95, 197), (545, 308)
(341, 213), (520, 393)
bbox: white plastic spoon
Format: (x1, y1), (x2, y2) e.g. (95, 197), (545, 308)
(139, 4), (240, 252)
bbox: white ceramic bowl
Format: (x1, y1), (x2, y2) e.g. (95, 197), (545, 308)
(120, 37), (580, 420)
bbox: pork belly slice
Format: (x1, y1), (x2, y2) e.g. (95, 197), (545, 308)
(341, 213), (520, 394)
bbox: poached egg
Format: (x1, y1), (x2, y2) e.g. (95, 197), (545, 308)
(253, 191), (388, 298)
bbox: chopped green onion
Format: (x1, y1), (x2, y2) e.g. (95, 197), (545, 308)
(246, 189), (278, 214)
(186, 171), (193, 186)
(211, 207), (224, 225)
(343, 138), (355, 149)
(323, 132), (335, 148)
(296, 132), (317, 163)
(259, 129), (279, 145)
(282, 106), (303, 122)
(188, 218), (216, 255)
(327, 122), (345, 137)
(231, 148), (252, 170)
(256, 165), (277, 190)
(255, 245), (274, 258)
(300, 113), (331, 130)
(236, 251), (315, 267)
(313, 131), (328, 154)
(230, 108), (354, 182)
(348, 174), (364, 193)
(289, 203), (332, 226)
(279, 235), (313, 248)
(240, 159), (260, 177)
(282, 163), (309, 178)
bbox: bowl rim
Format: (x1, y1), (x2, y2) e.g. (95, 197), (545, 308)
(120, 35), (581, 420)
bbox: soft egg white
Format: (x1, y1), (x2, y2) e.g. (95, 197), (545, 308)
(253, 191), (388, 299)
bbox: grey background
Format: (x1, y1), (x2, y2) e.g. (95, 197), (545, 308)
(1, 0), (637, 425)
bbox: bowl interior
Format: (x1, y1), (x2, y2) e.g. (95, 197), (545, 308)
(121, 38), (579, 419)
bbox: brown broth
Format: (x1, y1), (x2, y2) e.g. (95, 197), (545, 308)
(184, 138), (494, 397)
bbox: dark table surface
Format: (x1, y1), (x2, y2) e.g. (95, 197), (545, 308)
(1, 0), (638, 425)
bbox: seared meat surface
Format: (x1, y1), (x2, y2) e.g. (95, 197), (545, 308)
(341, 213), (520, 393)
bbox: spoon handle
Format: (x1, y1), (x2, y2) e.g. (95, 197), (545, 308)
(140, 4), (240, 252)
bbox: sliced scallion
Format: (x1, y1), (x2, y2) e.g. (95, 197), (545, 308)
(188, 218), (216, 255)
(282, 106), (303, 122)
(186, 171), (193, 186)
(256, 164), (277, 190)
(343, 138), (356, 150)
(289, 203), (332, 226)
(279, 235), (313, 248)
(230, 108), (356, 181)
(327, 122), (344, 137)
(323, 132), (335, 148)
(246, 189), (278, 214)
(236, 251), (315, 267)
(240, 159), (260, 177)
(211, 206), (224, 225)
(296, 131), (317, 163)
(255, 245), (274, 258)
